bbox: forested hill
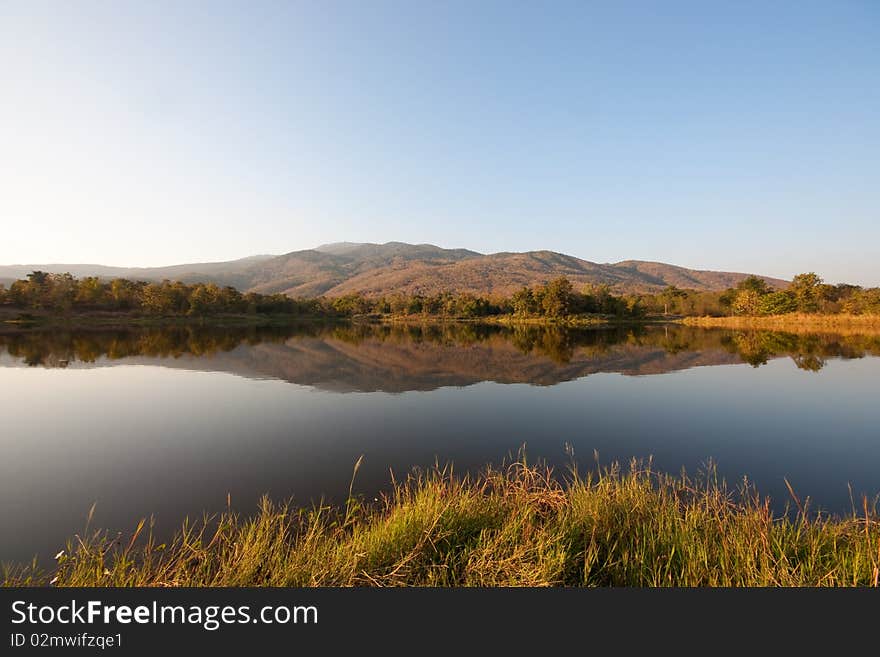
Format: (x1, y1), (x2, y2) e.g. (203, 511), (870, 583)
(0, 242), (787, 297)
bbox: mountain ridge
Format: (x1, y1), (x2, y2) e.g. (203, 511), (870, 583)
(0, 242), (788, 296)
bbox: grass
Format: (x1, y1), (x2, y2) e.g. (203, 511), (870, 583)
(683, 313), (880, 333)
(3, 458), (879, 587)
(366, 313), (671, 327)
(478, 314), (658, 327)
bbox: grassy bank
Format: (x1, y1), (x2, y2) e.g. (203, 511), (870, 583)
(0, 309), (341, 330)
(362, 313), (673, 327)
(682, 313), (880, 332)
(372, 314), (609, 327)
(477, 314), (669, 327)
(4, 460), (878, 587)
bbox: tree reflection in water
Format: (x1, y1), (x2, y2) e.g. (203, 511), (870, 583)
(2, 323), (879, 379)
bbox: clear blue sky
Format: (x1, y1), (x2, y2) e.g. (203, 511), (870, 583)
(1, 1), (878, 284)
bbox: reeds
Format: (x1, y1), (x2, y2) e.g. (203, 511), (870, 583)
(4, 459), (879, 587)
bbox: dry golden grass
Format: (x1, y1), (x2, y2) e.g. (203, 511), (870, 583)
(4, 459), (878, 587)
(682, 313), (880, 334)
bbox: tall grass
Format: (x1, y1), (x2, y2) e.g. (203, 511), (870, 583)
(683, 314), (880, 332)
(4, 459), (879, 587)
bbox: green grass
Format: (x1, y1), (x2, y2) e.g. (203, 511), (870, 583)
(3, 459), (878, 587)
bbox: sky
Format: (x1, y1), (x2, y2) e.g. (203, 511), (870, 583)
(1, 1), (878, 284)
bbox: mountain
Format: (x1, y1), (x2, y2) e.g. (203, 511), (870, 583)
(0, 255), (276, 291)
(245, 242), (481, 296)
(0, 242), (787, 296)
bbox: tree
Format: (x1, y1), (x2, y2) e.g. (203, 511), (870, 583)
(217, 286), (244, 313)
(243, 292), (263, 315)
(188, 284), (216, 315)
(46, 273), (76, 312)
(736, 276), (770, 296)
(841, 288), (880, 315)
(141, 283), (172, 315)
(623, 295), (644, 317)
(27, 271), (49, 286)
(569, 287), (597, 315)
(389, 294), (409, 315)
(590, 284), (614, 314)
(421, 294), (443, 316)
(732, 289), (761, 315)
(719, 288), (737, 314)
(406, 295), (424, 315)
(109, 278), (140, 309)
(541, 277), (573, 318)
(660, 285), (686, 315)
(758, 291), (797, 315)
(75, 276), (106, 307)
(21, 271), (50, 308)
(7, 280), (30, 307)
(332, 293), (372, 316)
(790, 272), (823, 312)
(511, 287), (536, 316)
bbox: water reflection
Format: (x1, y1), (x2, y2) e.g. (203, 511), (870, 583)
(2, 323), (879, 391)
(2, 321), (880, 563)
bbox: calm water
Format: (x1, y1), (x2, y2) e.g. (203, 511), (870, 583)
(1, 323), (879, 563)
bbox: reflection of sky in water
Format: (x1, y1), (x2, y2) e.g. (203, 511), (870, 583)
(1, 328), (879, 564)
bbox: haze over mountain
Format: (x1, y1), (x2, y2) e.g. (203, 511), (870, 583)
(0, 242), (788, 297)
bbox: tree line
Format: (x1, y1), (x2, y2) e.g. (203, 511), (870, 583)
(4, 322), (878, 373)
(331, 273), (880, 319)
(327, 278), (642, 319)
(0, 271), (324, 316)
(1, 270), (878, 319)
(716, 273), (880, 316)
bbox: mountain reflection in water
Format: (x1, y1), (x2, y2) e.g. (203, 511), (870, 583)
(2, 322), (879, 391)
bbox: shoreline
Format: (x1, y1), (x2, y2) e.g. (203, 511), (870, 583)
(356, 313), (677, 327)
(0, 311), (344, 331)
(0, 309), (683, 331)
(5, 308), (880, 335)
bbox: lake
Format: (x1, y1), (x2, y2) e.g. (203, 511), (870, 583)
(1, 322), (879, 564)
